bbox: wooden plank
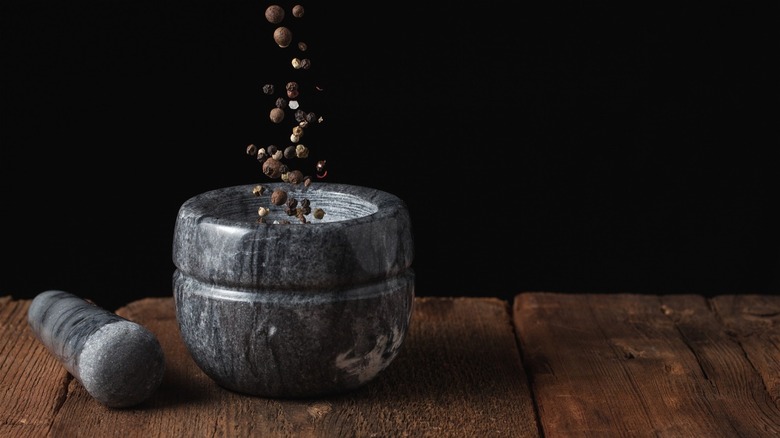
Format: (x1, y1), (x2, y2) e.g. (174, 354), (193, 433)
(0, 296), (71, 437)
(514, 292), (780, 437)
(6, 296), (537, 437)
(708, 295), (780, 420)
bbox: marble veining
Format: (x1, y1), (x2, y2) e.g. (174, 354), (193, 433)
(172, 183), (415, 398)
(27, 290), (165, 408)
(172, 182), (414, 290)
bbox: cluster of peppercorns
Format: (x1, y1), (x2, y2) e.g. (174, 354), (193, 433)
(252, 184), (324, 224)
(246, 3), (328, 224)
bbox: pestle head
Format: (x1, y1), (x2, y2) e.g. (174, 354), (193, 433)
(28, 290), (165, 408)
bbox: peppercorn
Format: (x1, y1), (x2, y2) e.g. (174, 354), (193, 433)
(262, 84), (275, 95)
(292, 5), (304, 18)
(292, 126), (304, 137)
(286, 89), (299, 99)
(257, 206), (270, 217)
(287, 169), (304, 184)
(262, 157), (283, 178)
(300, 198), (310, 208)
(300, 59), (311, 69)
(316, 160), (327, 177)
(313, 208), (325, 220)
(295, 144), (309, 158)
(291, 58), (301, 69)
(286, 81), (298, 92)
(284, 145), (296, 159)
(294, 110), (307, 122)
(273, 27), (292, 48)
(286, 197), (298, 209)
(252, 185), (266, 196)
(288, 100), (299, 110)
(272, 150), (284, 161)
(265, 5), (284, 24)
(266, 145), (278, 155)
(275, 97), (287, 108)
(269, 108), (284, 123)
(280, 172), (289, 183)
(246, 144), (257, 156)
(270, 188), (288, 205)
(303, 176), (312, 187)
(256, 148), (268, 163)
(298, 42), (307, 51)
(305, 112), (317, 123)
(290, 133), (300, 143)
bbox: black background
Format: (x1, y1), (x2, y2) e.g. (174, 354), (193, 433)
(2, 1), (777, 311)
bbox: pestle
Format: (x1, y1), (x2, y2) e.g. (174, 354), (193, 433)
(27, 290), (165, 408)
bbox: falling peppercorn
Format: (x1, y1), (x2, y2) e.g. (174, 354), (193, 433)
(316, 160), (327, 178)
(273, 27), (292, 48)
(264, 5), (284, 24)
(270, 188), (288, 205)
(247, 3), (333, 224)
(262, 157), (284, 179)
(269, 108), (284, 123)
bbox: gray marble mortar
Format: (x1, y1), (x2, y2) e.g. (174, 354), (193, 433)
(172, 182), (415, 398)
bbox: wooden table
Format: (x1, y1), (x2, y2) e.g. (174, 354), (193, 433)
(2, 293), (780, 437)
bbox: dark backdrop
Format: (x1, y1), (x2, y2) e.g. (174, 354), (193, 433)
(2, 1), (777, 311)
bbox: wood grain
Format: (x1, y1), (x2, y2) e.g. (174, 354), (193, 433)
(513, 292), (780, 437)
(1, 295), (538, 438)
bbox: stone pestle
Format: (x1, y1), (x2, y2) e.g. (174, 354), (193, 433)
(27, 290), (165, 408)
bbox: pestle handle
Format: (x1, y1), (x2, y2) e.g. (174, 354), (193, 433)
(27, 290), (165, 408)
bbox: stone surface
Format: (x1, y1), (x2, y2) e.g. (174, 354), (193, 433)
(173, 182), (414, 289)
(172, 182), (415, 397)
(27, 290), (165, 408)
